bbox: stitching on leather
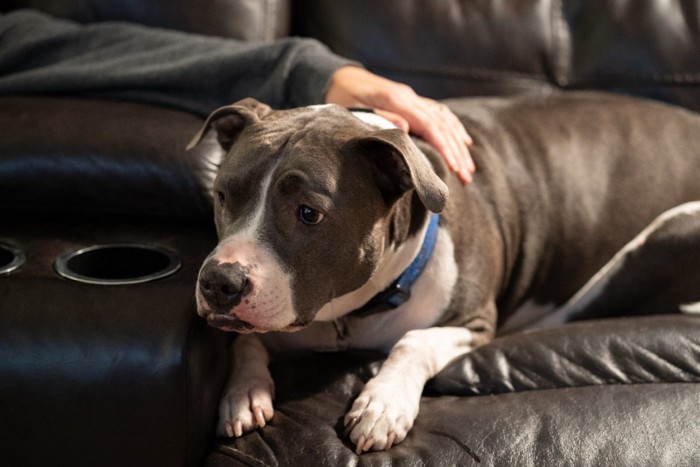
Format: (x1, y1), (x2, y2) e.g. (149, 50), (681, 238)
(216, 444), (276, 467)
(550, 0), (571, 86)
(371, 63), (700, 86)
(369, 64), (546, 82)
(574, 72), (700, 84)
(264, 0), (276, 41)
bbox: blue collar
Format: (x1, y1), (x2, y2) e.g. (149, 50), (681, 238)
(351, 213), (440, 317)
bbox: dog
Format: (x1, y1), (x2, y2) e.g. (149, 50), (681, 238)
(187, 92), (700, 453)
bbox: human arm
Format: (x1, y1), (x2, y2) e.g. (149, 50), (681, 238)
(0, 10), (474, 181)
(0, 9), (354, 117)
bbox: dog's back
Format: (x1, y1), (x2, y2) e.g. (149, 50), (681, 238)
(436, 92), (700, 320)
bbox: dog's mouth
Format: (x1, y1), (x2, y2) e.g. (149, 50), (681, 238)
(206, 314), (256, 333)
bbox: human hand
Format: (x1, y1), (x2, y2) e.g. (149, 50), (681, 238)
(326, 66), (475, 184)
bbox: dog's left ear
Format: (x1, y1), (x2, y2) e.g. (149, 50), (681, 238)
(187, 98), (273, 152)
(357, 129), (448, 213)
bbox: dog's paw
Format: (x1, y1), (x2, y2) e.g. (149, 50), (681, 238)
(217, 374), (275, 438)
(343, 378), (420, 454)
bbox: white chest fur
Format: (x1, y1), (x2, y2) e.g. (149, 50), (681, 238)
(260, 228), (459, 355)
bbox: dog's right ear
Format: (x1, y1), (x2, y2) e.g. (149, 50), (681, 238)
(356, 129), (448, 213)
(187, 98), (272, 152)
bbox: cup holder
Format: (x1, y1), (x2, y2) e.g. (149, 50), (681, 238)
(55, 244), (182, 285)
(0, 243), (26, 275)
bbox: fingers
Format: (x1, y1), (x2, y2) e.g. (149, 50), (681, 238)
(326, 67), (475, 184)
(376, 93), (475, 184)
(411, 97), (474, 184)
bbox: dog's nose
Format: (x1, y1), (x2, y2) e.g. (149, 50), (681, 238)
(199, 261), (252, 312)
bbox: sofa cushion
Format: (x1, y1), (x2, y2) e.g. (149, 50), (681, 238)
(0, 97), (217, 222)
(204, 315), (700, 466)
(294, 0), (700, 111)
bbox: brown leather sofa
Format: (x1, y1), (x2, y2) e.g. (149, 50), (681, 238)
(1, 1), (699, 466)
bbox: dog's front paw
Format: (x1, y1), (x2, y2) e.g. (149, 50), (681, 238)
(343, 378), (420, 454)
(217, 374), (275, 438)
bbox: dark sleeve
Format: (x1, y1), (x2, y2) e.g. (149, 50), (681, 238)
(0, 9), (360, 116)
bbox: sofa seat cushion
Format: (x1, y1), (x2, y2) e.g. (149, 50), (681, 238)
(205, 315), (700, 466)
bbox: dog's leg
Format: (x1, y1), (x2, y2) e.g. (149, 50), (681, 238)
(344, 326), (476, 453)
(217, 334), (275, 438)
(534, 201), (700, 327)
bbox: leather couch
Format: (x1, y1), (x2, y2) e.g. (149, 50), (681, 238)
(1, 1), (699, 466)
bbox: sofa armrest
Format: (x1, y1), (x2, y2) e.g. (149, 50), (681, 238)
(0, 221), (228, 466)
(0, 97), (217, 223)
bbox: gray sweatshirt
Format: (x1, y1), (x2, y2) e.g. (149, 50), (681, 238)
(0, 9), (359, 116)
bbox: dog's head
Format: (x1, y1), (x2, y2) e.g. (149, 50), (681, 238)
(188, 98), (448, 333)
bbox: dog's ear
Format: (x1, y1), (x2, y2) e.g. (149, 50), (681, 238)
(357, 129), (448, 213)
(186, 98), (272, 151)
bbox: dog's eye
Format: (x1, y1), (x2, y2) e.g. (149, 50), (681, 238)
(215, 191), (225, 206)
(298, 205), (324, 225)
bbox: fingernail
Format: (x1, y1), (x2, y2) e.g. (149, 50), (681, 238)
(344, 416), (358, 437)
(356, 436), (366, 455)
(462, 170), (473, 184)
(387, 432), (396, 450)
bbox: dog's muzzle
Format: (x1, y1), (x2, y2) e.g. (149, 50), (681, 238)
(198, 260), (253, 313)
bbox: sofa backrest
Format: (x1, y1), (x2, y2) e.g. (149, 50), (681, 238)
(292, 0), (700, 111)
(4, 0), (700, 109)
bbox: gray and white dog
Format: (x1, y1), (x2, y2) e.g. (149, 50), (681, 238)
(188, 93), (700, 453)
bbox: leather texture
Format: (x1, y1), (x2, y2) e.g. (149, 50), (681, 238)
(294, 0), (700, 110)
(433, 316), (700, 395)
(1, 1), (700, 466)
(0, 221), (227, 467)
(205, 316), (700, 466)
(0, 97), (216, 222)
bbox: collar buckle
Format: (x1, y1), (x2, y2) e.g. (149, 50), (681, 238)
(351, 282), (411, 318)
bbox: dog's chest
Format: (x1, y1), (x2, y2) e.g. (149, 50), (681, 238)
(260, 304), (440, 356)
(260, 229), (458, 355)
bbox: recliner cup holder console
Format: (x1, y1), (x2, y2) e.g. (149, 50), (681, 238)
(0, 243), (26, 275)
(55, 244), (182, 285)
